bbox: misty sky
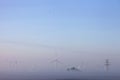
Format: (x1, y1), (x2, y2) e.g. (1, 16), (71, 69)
(0, 0), (120, 75)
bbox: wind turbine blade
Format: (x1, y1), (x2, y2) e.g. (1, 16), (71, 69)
(51, 59), (62, 64)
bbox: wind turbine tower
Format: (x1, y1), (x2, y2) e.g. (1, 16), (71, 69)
(105, 59), (110, 72)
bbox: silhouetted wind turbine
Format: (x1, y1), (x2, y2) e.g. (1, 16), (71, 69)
(9, 56), (21, 70)
(51, 59), (63, 68)
(50, 47), (62, 68)
(105, 59), (110, 72)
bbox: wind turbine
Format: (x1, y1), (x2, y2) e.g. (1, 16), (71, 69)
(9, 55), (22, 72)
(51, 59), (63, 68)
(105, 59), (110, 72)
(50, 47), (65, 70)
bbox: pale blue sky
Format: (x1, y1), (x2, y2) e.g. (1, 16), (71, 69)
(0, 0), (120, 74)
(1, 0), (120, 47)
